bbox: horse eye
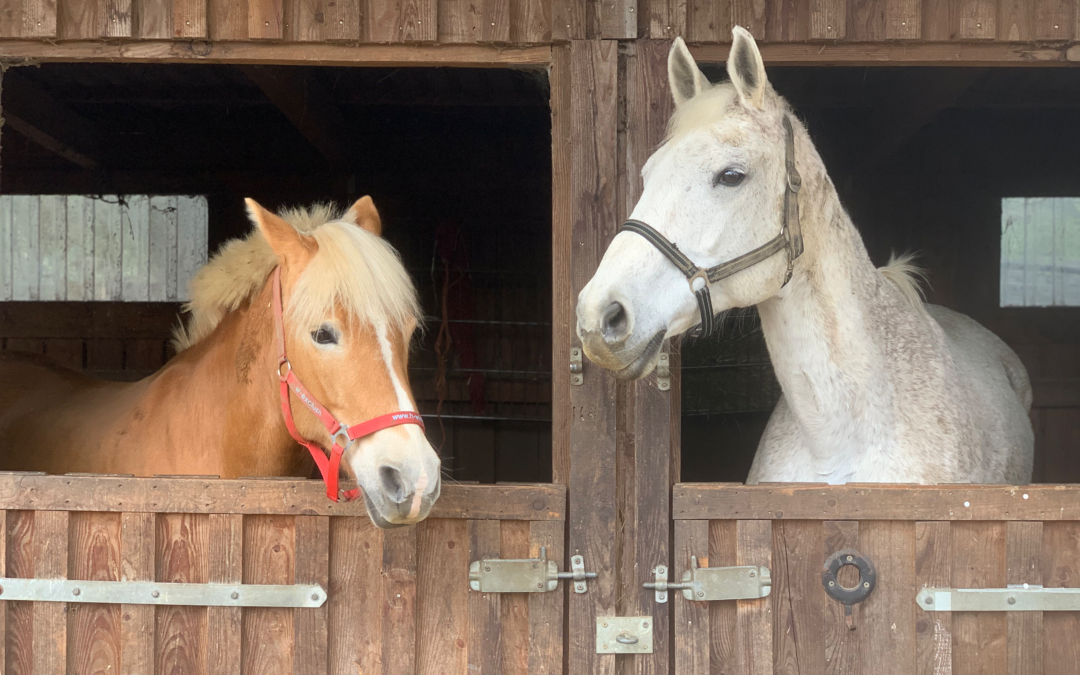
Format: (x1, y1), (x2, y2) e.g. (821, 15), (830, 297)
(311, 326), (338, 346)
(713, 169), (745, 187)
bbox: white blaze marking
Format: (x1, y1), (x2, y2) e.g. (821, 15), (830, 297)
(375, 323), (429, 517)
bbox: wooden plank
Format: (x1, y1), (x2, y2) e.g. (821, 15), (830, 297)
(526, 519), (563, 675)
(137, 0), (172, 36)
(176, 196), (207, 302)
(885, 0), (918, 38)
(285, 0), (359, 40)
(508, 0), (550, 41)
(849, 0), (885, 40)
(11, 195), (39, 301)
(0, 511), (6, 671)
(550, 0), (584, 38)
(6, 511), (34, 675)
(37, 195), (66, 300)
(499, 520), (529, 675)
(674, 484), (1080, 521)
(600, 0), (634, 38)
(102, 0), (132, 35)
(437, 0), (509, 42)
(207, 513), (242, 675)
(69, 512), (123, 675)
(1042, 521), (1080, 675)
(955, 0), (995, 39)
(674, 520), (709, 675)
(248, 0), (284, 37)
(121, 195), (150, 301)
(32, 511), (69, 675)
(44, 338), (84, 369)
(688, 0), (729, 41)
(566, 38), (619, 675)
(0, 197), (11, 301)
(685, 40), (1080, 65)
(710, 519), (738, 674)
(1006, 521), (1042, 675)
(766, 0), (809, 40)
(999, 0), (1033, 40)
(773, 520), (824, 675)
(824, 521), (859, 675)
(915, 521), (951, 675)
(731, 0), (766, 37)
(417, 518), (468, 675)
(550, 43), (572, 486)
(86, 338), (124, 373)
(156, 513), (209, 675)
(66, 195), (94, 302)
(207, 0), (245, 37)
(1035, 0), (1074, 39)
(17, 0), (57, 35)
(93, 196), (122, 301)
(242, 515), (295, 675)
(649, 0), (685, 38)
(328, 516), (383, 675)
(0, 301), (180, 339)
(952, 522), (1007, 675)
(381, 527), (416, 675)
(809, 0), (844, 38)
(172, 0), (206, 36)
(148, 195), (178, 302)
(467, 520), (503, 674)
(293, 516), (329, 675)
(121, 512), (155, 675)
(921, 0), (950, 38)
(363, 0), (437, 42)
(736, 520), (772, 675)
(0, 477), (566, 518)
(859, 521), (915, 675)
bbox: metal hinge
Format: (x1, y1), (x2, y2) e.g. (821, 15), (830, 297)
(570, 348), (584, 386)
(644, 557), (772, 603)
(0, 578), (326, 608)
(918, 585), (1080, 612)
(655, 353), (671, 391)
(469, 548), (596, 594)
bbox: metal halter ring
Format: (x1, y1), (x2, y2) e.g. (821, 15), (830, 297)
(277, 359), (292, 382)
(332, 426), (351, 449)
(688, 269), (709, 293)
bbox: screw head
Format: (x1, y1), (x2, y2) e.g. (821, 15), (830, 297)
(72, 588), (81, 596)
(151, 590), (160, 598)
(484, 566), (491, 572)
(749, 571), (756, 577)
(642, 621), (649, 628)
(1008, 596), (1016, 605)
(829, 581), (835, 587)
(926, 596), (933, 605)
(602, 622), (608, 628)
(698, 591), (705, 597)
(863, 582), (870, 588)
(846, 555), (853, 562)
(231, 592), (239, 599)
(311, 593), (320, 601)
(537, 583), (543, 589)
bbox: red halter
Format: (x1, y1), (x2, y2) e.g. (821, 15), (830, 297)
(273, 267), (425, 502)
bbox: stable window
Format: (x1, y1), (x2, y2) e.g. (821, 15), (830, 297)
(1000, 197), (1080, 307)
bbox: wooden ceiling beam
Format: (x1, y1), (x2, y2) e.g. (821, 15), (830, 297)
(1, 69), (106, 169)
(238, 65), (354, 169)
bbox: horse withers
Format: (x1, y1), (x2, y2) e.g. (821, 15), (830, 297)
(576, 28), (1034, 485)
(0, 197), (441, 528)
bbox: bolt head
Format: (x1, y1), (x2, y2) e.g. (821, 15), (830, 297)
(846, 555), (853, 562)
(829, 581), (835, 587)
(698, 591), (705, 597)
(863, 582), (870, 588)
(602, 622), (608, 628)
(749, 571), (756, 577)
(642, 621), (649, 628)
(926, 596), (933, 604)
(151, 590), (160, 598)
(484, 566), (491, 572)
(1008, 596), (1016, 605)
(311, 593), (320, 601)
(231, 592), (239, 599)
(73, 588), (81, 596)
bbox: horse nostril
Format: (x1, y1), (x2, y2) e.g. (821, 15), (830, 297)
(601, 301), (630, 341)
(378, 465), (409, 504)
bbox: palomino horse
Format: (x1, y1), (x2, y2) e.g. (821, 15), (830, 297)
(0, 197), (441, 527)
(577, 29), (1034, 484)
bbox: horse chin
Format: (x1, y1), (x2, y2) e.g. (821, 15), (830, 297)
(614, 330), (666, 380)
(363, 493), (410, 529)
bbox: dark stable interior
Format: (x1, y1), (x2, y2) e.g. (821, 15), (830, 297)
(0, 63), (553, 483)
(683, 65), (1080, 484)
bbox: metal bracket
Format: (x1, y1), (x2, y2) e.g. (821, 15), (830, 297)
(918, 585), (1080, 612)
(655, 353), (671, 391)
(469, 548), (596, 594)
(0, 578), (326, 608)
(596, 617), (653, 654)
(570, 348), (584, 386)
(644, 556), (771, 603)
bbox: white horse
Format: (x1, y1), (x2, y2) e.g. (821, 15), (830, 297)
(576, 28), (1034, 484)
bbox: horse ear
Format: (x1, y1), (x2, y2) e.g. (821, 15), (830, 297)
(348, 196), (383, 236)
(245, 198), (317, 263)
(668, 37), (711, 106)
(727, 26), (767, 110)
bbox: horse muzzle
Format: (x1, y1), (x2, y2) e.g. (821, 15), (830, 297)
(363, 471), (441, 528)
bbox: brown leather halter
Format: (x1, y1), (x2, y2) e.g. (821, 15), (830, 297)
(619, 116), (804, 338)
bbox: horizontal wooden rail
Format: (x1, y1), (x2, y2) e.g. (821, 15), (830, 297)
(0, 475), (565, 519)
(690, 42), (1080, 67)
(674, 483), (1080, 521)
(0, 301), (181, 339)
(0, 41), (551, 67)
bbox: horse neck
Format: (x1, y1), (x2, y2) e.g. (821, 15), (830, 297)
(145, 285), (301, 476)
(756, 148), (899, 461)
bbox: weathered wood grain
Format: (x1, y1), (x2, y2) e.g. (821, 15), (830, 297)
(1006, 521), (1042, 675)
(37, 195), (66, 301)
(859, 521), (915, 675)
(736, 520), (772, 675)
(0, 476), (565, 519)
(120, 512), (155, 675)
(674, 520), (709, 675)
(467, 519), (503, 675)
(1035, 0), (1074, 40)
(380, 526), (416, 675)
(809, 0), (845, 38)
(417, 518), (468, 675)
(773, 520), (824, 675)
(952, 522), (1006, 675)
(675, 484), (1080, 521)
(499, 520), (530, 675)
(68, 512), (122, 675)
(136, 0), (172, 37)
(1042, 521), (1080, 675)
(248, 0), (283, 36)
(327, 516), (384, 675)
(285, 0), (359, 39)
(885, 0), (918, 38)
(208, 513), (242, 675)
(766, 0), (810, 40)
(0, 511), (6, 672)
(731, 0), (766, 37)
(121, 194), (150, 302)
(848, 0), (885, 39)
(364, 0), (437, 41)
(208, 0), (247, 37)
(507, 0), (550, 41)
(687, 0), (729, 41)
(242, 515), (296, 674)
(649, 0), (685, 38)
(710, 519), (738, 674)
(156, 513), (209, 675)
(6, 510), (35, 675)
(550, 43), (572, 487)
(293, 515), (329, 675)
(823, 521), (859, 675)
(915, 521), (951, 675)
(526, 519), (563, 675)
(999, 0), (1033, 40)
(32, 511), (69, 675)
(955, 0), (995, 39)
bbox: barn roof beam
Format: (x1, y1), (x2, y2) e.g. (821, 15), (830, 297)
(238, 65), (354, 170)
(1, 69), (105, 170)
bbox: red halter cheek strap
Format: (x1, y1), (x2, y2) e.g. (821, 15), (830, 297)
(273, 267), (425, 502)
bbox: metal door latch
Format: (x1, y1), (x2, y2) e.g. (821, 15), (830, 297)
(918, 585), (1080, 611)
(644, 557), (772, 603)
(469, 548), (596, 594)
(570, 348), (584, 386)
(655, 353), (671, 391)
(596, 617), (653, 654)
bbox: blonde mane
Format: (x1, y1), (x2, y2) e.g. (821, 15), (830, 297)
(173, 204), (421, 351)
(879, 252), (928, 313)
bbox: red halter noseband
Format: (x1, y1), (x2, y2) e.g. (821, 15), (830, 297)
(273, 267), (425, 502)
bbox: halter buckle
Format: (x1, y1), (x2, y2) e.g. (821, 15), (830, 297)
(277, 359), (292, 382)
